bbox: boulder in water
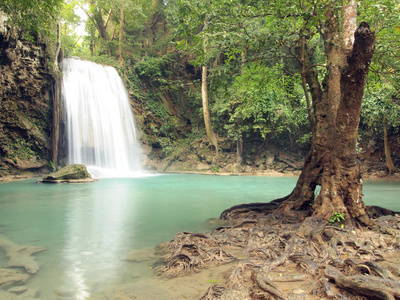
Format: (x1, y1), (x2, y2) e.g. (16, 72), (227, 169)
(38, 164), (96, 183)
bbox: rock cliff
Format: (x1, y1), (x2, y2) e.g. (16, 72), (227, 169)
(0, 12), (55, 176)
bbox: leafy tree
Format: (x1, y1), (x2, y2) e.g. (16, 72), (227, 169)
(360, 0), (400, 90)
(0, 0), (64, 36)
(361, 78), (400, 174)
(213, 63), (308, 155)
(358, 1), (400, 175)
(171, 0), (378, 225)
(60, 1), (90, 57)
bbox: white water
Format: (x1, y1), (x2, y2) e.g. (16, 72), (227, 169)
(62, 58), (145, 178)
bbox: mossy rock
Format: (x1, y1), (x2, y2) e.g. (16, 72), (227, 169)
(38, 164), (96, 183)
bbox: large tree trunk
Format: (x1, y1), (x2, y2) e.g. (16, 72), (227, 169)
(278, 7), (375, 225)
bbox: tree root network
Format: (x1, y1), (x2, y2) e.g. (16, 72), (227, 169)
(156, 206), (400, 299)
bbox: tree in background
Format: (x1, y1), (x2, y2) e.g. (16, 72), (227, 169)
(215, 63), (308, 158)
(169, 1), (223, 155)
(359, 1), (400, 175)
(361, 80), (400, 174)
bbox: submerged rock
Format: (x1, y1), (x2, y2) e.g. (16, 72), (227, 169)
(0, 234), (46, 274)
(0, 269), (30, 288)
(38, 164), (96, 183)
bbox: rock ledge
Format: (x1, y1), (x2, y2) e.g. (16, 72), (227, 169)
(37, 164), (96, 183)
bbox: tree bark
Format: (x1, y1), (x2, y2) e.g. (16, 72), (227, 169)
(278, 5), (375, 225)
(93, 8), (107, 41)
(236, 138), (243, 164)
(342, 0), (357, 54)
(236, 49), (247, 163)
(201, 19), (219, 155)
(202, 65), (219, 155)
(383, 115), (397, 175)
(52, 21), (61, 166)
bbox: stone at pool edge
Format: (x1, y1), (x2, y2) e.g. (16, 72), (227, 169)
(37, 164), (97, 183)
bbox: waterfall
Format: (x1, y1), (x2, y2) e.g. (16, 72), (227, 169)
(62, 58), (144, 178)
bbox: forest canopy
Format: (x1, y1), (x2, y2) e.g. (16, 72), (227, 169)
(1, 0), (399, 169)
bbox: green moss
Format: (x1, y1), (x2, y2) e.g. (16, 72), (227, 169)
(205, 280), (220, 284)
(7, 138), (36, 160)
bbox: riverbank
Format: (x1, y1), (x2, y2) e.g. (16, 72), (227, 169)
(1, 168), (399, 183)
(0, 174), (37, 183)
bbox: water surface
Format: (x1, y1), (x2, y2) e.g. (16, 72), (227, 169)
(0, 174), (398, 299)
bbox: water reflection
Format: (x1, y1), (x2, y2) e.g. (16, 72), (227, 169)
(62, 183), (134, 298)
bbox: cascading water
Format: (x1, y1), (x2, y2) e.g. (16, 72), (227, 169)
(62, 58), (145, 178)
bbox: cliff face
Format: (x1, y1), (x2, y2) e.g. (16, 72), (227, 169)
(0, 12), (54, 176)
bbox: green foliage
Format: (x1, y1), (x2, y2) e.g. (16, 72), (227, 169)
(135, 56), (171, 79)
(360, 1), (400, 99)
(361, 75), (400, 140)
(329, 212), (346, 224)
(47, 160), (57, 172)
(56, 0), (400, 164)
(0, 0), (63, 36)
(211, 166), (219, 173)
(211, 62), (309, 148)
(206, 279), (220, 284)
(7, 138), (35, 160)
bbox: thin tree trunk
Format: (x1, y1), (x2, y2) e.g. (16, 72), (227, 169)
(383, 115), (397, 175)
(236, 139), (243, 164)
(93, 8), (107, 40)
(89, 20), (95, 57)
(201, 19), (218, 155)
(201, 65), (219, 155)
(52, 21), (61, 167)
(118, 4), (124, 67)
(235, 49), (247, 163)
(91, 5), (111, 55)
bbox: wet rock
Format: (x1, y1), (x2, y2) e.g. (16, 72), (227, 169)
(4, 156), (47, 170)
(8, 287), (38, 299)
(0, 13), (54, 176)
(0, 234), (46, 274)
(38, 164), (96, 183)
(7, 286), (28, 294)
(0, 269), (30, 288)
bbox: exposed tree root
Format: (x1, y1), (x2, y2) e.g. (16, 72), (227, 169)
(325, 265), (400, 299)
(156, 209), (400, 299)
(156, 232), (236, 278)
